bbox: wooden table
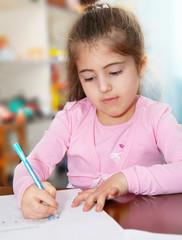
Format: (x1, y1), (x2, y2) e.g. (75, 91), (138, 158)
(1, 187), (182, 235)
(0, 122), (26, 186)
(104, 193), (182, 235)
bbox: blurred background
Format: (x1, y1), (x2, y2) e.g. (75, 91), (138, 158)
(0, 0), (182, 187)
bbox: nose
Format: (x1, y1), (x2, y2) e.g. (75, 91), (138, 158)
(98, 77), (112, 93)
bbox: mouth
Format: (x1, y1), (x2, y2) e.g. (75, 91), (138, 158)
(102, 97), (119, 104)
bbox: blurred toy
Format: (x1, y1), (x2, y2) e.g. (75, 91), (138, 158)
(8, 97), (25, 114)
(49, 47), (67, 62)
(51, 82), (67, 111)
(0, 36), (14, 60)
(27, 47), (44, 60)
(8, 96), (42, 121)
(16, 108), (26, 124)
(0, 104), (15, 123)
(51, 64), (67, 111)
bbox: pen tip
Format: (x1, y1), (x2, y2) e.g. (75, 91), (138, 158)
(55, 213), (60, 219)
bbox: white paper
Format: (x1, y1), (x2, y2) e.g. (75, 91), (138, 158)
(0, 189), (129, 240)
(125, 229), (182, 240)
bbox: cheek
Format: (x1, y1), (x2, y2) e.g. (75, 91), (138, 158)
(126, 73), (139, 89)
(118, 77), (139, 91)
(80, 82), (96, 99)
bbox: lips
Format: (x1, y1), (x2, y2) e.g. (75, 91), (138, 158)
(102, 97), (119, 104)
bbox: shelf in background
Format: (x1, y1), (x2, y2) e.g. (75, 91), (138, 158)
(0, 59), (67, 65)
(0, 0), (45, 10)
(0, 0), (77, 115)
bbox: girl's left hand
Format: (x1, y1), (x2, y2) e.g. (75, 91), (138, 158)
(71, 172), (128, 212)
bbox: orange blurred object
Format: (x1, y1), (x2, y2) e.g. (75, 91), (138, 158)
(0, 36), (8, 49)
(16, 109), (26, 124)
(46, 0), (67, 7)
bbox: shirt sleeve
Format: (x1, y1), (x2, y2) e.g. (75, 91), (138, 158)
(122, 105), (182, 195)
(13, 107), (72, 207)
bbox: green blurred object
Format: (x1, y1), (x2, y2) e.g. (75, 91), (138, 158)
(8, 98), (25, 114)
(23, 107), (34, 119)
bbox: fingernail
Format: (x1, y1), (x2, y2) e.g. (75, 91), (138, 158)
(83, 206), (88, 211)
(96, 206), (101, 212)
(53, 210), (58, 215)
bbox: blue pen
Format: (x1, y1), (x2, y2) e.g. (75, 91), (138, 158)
(13, 142), (44, 189)
(13, 142), (59, 219)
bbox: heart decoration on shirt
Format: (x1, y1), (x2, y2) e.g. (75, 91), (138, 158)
(119, 144), (125, 148)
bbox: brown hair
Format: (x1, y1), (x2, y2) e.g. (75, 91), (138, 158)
(66, 3), (145, 101)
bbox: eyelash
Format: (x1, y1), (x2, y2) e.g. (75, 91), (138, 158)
(85, 77), (94, 81)
(110, 70), (122, 76)
(84, 70), (122, 81)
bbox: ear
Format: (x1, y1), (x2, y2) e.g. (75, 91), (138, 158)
(139, 55), (147, 78)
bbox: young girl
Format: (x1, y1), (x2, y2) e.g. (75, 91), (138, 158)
(13, 3), (182, 219)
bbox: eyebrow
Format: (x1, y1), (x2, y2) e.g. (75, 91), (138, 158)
(78, 61), (126, 74)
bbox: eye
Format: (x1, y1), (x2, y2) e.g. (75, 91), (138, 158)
(85, 77), (94, 81)
(110, 70), (122, 76)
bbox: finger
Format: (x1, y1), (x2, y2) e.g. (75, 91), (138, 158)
(36, 189), (58, 209)
(78, 189), (95, 195)
(95, 193), (108, 212)
(42, 182), (57, 198)
(28, 203), (57, 219)
(72, 189), (95, 207)
(35, 201), (58, 216)
(71, 192), (90, 207)
(83, 194), (96, 211)
(22, 200), (57, 219)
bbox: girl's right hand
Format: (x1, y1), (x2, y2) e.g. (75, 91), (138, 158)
(21, 181), (58, 219)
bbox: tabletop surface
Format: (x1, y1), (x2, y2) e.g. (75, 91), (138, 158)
(0, 186), (182, 235)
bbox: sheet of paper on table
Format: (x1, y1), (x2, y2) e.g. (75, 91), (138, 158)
(0, 188), (182, 240)
(0, 189), (129, 240)
(125, 229), (182, 240)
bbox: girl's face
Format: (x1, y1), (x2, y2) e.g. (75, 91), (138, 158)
(76, 40), (146, 125)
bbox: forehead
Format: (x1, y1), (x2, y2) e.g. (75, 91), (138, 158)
(77, 39), (114, 56)
(76, 40), (127, 65)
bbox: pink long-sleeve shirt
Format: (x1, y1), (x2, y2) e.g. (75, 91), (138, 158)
(13, 96), (182, 206)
